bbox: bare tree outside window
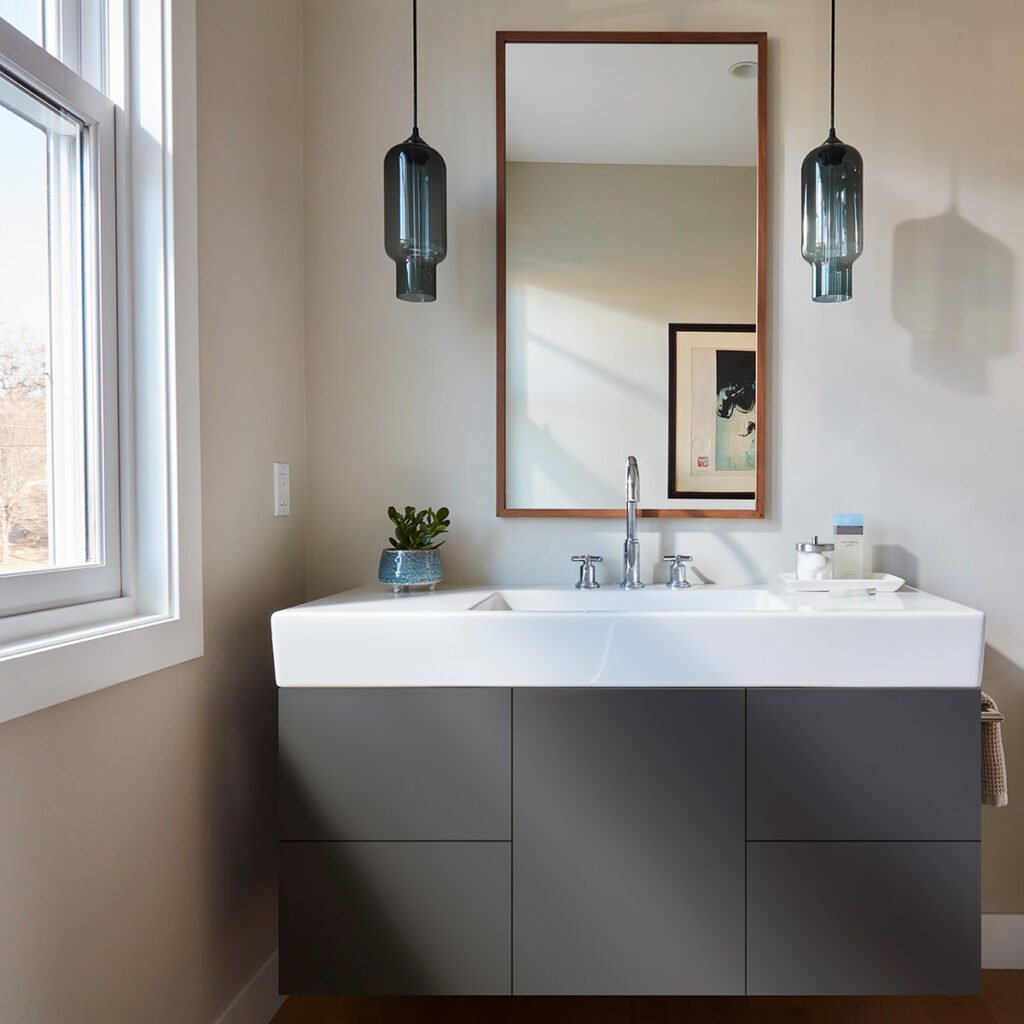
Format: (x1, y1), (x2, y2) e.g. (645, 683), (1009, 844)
(0, 325), (48, 571)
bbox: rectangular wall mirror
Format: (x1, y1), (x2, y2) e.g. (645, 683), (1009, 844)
(496, 32), (767, 518)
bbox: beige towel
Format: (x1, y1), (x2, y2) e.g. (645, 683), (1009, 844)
(982, 692), (1008, 807)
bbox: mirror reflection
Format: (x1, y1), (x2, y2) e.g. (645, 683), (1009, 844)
(499, 35), (765, 516)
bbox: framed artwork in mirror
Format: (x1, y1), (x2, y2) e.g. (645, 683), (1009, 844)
(668, 323), (757, 499)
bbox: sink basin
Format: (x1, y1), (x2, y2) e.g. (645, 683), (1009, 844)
(272, 584), (984, 690)
(472, 586), (790, 613)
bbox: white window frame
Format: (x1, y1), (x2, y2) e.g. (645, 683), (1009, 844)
(0, 0), (203, 724)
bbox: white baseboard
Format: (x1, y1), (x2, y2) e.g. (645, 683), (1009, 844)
(983, 914), (1024, 969)
(212, 949), (284, 1024)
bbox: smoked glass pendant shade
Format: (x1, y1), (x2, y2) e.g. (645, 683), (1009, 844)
(384, 129), (447, 302)
(801, 129), (863, 302)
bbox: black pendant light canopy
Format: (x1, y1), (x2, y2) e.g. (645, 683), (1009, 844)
(384, 0), (447, 302)
(801, 0), (863, 302)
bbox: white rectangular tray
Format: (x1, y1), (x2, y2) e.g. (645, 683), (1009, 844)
(779, 572), (906, 594)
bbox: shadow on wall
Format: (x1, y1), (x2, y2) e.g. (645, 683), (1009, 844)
(983, 646), (1024, 731)
(892, 206), (1014, 394)
(202, 599), (282, 987)
(514, 414), (616, 507)
(872, 544), (919, 587)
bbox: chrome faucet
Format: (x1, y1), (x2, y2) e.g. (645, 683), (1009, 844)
(621, 455), (644, 589)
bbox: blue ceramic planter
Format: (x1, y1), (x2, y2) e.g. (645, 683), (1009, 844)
(378, 548), (443, 590)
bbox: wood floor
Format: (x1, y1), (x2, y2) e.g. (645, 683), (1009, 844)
(272, 971), (1024, 1024)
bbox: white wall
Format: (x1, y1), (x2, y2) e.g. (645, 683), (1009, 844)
(304, 0), (1024, 912)
(0, 2), (305, 1021)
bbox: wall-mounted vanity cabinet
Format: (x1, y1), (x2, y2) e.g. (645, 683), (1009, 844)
(278, 688), (511, 995)
(278, 686), (980, 996)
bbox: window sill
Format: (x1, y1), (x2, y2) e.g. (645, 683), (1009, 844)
(0, 603), (203, 724)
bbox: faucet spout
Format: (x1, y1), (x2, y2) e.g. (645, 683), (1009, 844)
(625, 455), (639, 503)
(621, 456), (644, 589)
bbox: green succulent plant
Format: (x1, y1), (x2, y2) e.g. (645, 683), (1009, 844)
(387, 505), (450, 551)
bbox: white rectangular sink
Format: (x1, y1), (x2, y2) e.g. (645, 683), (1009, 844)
(272, 584), (984, 690)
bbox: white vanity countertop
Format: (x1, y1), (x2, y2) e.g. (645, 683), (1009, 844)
(271, 584), (985, 690)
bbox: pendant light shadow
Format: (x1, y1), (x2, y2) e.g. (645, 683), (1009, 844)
(384, 0), (447, 302)
(801, 0), (863, 302)
(892, 203), (1012, 394)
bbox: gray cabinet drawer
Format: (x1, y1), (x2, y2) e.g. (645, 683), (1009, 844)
(279, 688), (510, 840)
(747, 841), (980, 995)
(279, 841), (511, 994)
(747, 689), (979, 840)
(513, 689), (745, 995)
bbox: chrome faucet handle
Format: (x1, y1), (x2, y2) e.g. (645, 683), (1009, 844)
(663, 554), (693, 589)
(572, 554), (603, 590)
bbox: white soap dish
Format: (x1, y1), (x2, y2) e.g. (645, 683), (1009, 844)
(779, 572), (906, 594)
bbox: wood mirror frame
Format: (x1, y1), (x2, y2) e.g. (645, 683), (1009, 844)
(496, 31), (767, 519)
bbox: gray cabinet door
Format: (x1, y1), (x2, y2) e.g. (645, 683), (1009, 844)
(280, 841), (511, 994)
(747, 689), (979, 840)
(279, 688), (510, 840)
(513, 689), (745, 995)
(747, 841), (980, 995)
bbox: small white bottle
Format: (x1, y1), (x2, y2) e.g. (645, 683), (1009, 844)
(833, 514), (865, 580)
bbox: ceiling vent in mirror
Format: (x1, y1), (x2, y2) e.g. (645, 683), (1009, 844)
(801, 0), (863, 302)
(729, 60), (758, 79)
(384, 0), (447, 302)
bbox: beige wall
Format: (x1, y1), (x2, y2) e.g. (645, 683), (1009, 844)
(505, 161), (756, 508)
(0, 2), (306, 1022)
(304, 0), (1024, 912)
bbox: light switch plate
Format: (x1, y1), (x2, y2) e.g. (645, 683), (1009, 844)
(274, 462), (290, 516)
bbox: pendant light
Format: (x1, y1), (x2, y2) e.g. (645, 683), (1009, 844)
(384, 0), (447, 302)
(801, 0), (863, 302)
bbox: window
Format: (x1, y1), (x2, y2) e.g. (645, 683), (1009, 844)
(0, 0), (203, 721)
(0, 31), (119, 614)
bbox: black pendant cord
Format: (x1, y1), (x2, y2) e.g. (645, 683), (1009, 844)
(409, 0), (417, 134)
(829, 0), (836, 138)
